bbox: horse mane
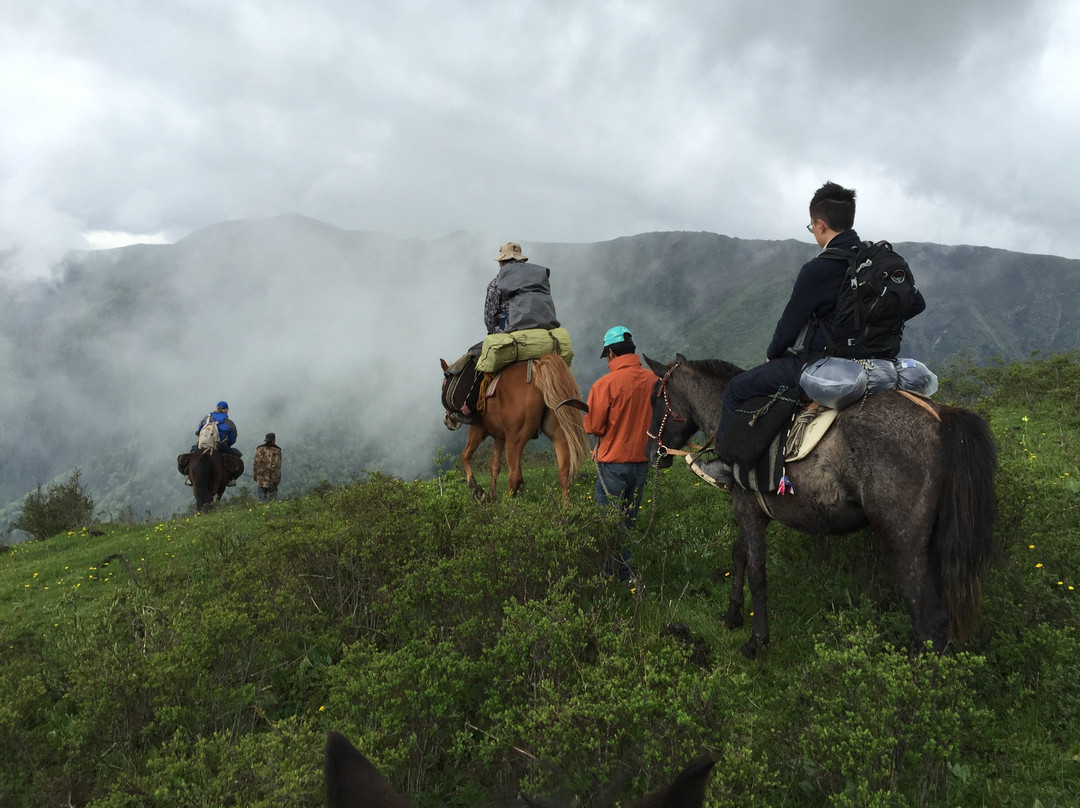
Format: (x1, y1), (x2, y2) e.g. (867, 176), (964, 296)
(684, 358), (744, 382)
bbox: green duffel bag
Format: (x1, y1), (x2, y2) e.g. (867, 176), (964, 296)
(476, 327), (574, 373)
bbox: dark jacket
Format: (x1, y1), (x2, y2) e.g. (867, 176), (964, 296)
(765, 229), (926, 361)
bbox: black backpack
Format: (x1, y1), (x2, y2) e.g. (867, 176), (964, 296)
(819, 240), (918, 359)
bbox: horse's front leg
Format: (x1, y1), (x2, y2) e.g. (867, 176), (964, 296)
(742, 527), (770, 659)
(732, 492), (771, 659)
(461, 425), (487, 501)
(723, 532), (746, 631)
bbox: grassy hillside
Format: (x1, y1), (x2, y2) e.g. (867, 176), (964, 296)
(2, 354), (1079, 807)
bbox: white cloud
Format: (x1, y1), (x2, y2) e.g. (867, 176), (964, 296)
(82, 230), (173, 250)
(2, 0), (1079, 270)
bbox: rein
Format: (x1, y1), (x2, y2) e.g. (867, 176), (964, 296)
(646, 363), (687, 461)
(638, 363), (697, 542)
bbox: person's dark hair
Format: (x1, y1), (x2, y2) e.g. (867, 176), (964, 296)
(608, 340), (637, 357)
(809, 181), (856, 232)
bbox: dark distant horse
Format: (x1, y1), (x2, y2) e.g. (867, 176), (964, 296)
(644, 354), (997, 658)
(185, 449), (241, 511)
(440, 353), (589, 504)
(324, 731), (715, 808)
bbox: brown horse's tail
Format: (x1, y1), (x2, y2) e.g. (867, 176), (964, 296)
(934, 406), (998, 641)
(532, 354), (589, 484)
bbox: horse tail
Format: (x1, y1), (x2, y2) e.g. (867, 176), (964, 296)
(934, 405), (998, 641)
(532, 354), (589, 482)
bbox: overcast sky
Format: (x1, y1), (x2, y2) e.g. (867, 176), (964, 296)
(3, 0), (1080, 285)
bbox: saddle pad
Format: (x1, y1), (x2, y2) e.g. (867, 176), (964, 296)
(785, 406), (839, 461)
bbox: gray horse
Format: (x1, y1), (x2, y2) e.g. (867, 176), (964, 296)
(644, 354), (997, 659)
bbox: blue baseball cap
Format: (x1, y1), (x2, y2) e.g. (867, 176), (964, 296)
(601, 325), (633, 356)
(216, 401), (229, 410)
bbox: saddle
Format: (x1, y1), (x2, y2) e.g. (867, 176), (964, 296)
(717, 383), (940, 495)
(442, 353), (485, 428)
(717, 388), (838, 493)
(223, 455), (244, 481)
(176, 451), (244, 481)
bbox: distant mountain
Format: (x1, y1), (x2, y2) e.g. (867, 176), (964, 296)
(2, 215), (1078, 526)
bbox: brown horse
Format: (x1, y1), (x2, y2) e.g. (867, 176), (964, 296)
(440, 353), (589, 504)
(644, 354), (997, 658)
(185, 449), (242, 511)
(324, 731), (715, 808)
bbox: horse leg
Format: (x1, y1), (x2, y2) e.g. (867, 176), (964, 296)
(724, 533), (746, 630)
(878, 524), (949, 651)
(732, 491), (772, 659)
(488, 436), (505, 502)
(544, 410), (572, 505)
(461, 424), (488, 501)
(504, 432), (528, 497)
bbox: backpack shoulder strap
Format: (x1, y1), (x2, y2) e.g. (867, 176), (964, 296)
(819, 246), (852, 261)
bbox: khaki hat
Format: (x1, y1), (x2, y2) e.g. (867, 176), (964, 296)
(493, 242), (527, 262)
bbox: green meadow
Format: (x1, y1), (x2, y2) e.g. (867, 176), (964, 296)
(3, 354), (1078, 807)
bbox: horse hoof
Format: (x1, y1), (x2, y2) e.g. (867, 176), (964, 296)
(739, 634), (769, 659)
(723, 612), (744, 630)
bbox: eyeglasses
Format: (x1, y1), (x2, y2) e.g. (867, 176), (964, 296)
(805, 222), (815, 233)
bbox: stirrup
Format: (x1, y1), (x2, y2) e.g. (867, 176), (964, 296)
(685, 454), (732, 490)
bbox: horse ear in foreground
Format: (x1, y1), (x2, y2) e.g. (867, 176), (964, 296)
(643, 355), (998, 658)
(324, 732), (715, 808)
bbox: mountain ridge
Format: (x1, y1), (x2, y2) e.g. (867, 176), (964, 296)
(2, 215), (1078, 525)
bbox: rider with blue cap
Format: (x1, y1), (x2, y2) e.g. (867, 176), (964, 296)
(196, 401), (241, 457)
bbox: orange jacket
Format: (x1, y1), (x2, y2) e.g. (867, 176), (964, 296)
(584, 353), (656, 464)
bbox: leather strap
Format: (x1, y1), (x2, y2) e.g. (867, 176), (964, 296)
(897, 389), (941, 422)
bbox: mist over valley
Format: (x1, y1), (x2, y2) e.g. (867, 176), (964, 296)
(3, 214), (1079, 528)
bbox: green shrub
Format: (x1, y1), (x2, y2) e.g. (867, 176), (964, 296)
(9, 468), (95, 540)
(795, 610), (988, 807)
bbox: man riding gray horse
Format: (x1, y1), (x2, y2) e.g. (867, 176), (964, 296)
(689, 181), (926, 489)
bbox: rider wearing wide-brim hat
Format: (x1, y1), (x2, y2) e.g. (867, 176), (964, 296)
(483, 242), (560, 335)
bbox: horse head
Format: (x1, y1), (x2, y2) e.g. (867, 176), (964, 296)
(642, 354), (698, 469)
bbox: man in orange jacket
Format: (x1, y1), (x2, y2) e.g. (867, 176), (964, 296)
(585, 326), (657, 549)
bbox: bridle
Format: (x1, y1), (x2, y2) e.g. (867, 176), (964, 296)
(646, 363), (688, 463)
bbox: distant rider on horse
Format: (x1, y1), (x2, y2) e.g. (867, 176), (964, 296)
(179, 401), (243, 487)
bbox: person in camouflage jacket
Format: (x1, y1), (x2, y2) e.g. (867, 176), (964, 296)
(253, 433), (282, 501)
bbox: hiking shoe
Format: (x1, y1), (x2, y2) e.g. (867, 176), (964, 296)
(686, 455), (733, 490)
(226, 480), (237, 487)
